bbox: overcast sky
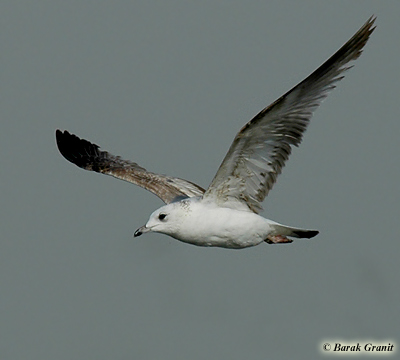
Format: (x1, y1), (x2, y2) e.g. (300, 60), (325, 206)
(1, 1), (399, 359)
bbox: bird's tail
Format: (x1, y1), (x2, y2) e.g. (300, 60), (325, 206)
(270, 223), (319, 239)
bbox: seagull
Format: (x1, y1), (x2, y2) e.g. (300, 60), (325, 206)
(56, 17), (375, 249)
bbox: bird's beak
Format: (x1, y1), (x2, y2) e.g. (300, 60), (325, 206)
(134, 225), (151, 237)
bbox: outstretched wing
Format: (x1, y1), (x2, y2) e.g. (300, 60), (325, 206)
(56, 130), (205, 203)
(203, 17), (376, 213)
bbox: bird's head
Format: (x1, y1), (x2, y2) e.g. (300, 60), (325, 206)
(134, 202), (188, 238)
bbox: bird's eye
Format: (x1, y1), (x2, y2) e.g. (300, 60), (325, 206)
(158, 213), (167, 221)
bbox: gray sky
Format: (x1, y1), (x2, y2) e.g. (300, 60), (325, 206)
(1, 1), (399, 359)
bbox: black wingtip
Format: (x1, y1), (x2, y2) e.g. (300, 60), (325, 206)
(55, 129), (102, 170)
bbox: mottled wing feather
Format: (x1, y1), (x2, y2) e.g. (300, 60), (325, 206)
(204, 17), (376, 213)
(56, 130), (205, 203)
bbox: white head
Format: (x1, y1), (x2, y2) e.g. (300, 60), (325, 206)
(134, 201), (189, 239)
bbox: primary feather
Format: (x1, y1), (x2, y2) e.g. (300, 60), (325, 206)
(56, 130), (205, 204)
(203, 17), (375, 213)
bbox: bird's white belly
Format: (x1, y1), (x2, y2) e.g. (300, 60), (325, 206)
(173, 206), (271, 249)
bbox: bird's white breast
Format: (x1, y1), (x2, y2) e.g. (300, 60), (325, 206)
(172, 199), (272, 249)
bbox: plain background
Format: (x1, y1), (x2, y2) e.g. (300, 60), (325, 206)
(1, 1), (399, 359)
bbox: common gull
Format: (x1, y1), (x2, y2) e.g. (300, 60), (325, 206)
(56, 17), (375, 249)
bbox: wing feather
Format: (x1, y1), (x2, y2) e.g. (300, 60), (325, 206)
(204, 17), (376, 213)
(56, 130), (205, 203)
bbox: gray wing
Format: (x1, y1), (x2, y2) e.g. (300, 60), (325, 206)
(56, 130), (205, 203)
(203, 17), (376, 213)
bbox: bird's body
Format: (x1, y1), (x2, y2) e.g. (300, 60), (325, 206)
(134, 197), (318, 248)
(143, 198), (270, 248)
(56, 17), (375, 249)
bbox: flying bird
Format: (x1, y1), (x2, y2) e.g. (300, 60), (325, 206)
(56, 17), (375, 249)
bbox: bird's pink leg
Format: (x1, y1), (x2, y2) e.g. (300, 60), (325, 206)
(265, 234), (293, 244)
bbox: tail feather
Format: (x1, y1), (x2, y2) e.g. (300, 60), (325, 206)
(270, 223), (319, 239)
(290, 229), (319, 239)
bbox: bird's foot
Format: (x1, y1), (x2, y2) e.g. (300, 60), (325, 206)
(265, 234), (293, 244)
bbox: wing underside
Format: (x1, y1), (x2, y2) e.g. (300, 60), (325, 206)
(56, 130), (205, 204)
(203, 17), (376, 213)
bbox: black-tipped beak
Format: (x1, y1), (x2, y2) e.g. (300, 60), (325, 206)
(134, 229), (142, 237)
(134, 225), (150, 237)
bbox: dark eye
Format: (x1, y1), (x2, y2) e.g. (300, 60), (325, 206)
(158, 213), (167, 221)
